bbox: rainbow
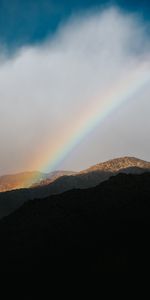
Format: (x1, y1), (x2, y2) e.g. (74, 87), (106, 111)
(25, 59), (150, 187)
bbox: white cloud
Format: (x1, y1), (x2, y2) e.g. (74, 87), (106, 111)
(0, 6), (150, 174)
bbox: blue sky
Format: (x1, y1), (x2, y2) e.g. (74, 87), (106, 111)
(0, 0), (150, 51)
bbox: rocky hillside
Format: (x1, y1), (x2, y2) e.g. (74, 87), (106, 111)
(81, 156), (150, 173)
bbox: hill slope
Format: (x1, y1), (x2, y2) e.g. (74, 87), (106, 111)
(0, 170), (75, 192)
(0, 156), (150, 219)
(0, 171), (44, 192)
(0, 172), (150, 273)
(82, 156), (150, 173)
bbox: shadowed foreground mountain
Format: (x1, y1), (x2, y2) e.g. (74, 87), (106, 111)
(0, 156), (150, 219)
(0, 172), (150, 273)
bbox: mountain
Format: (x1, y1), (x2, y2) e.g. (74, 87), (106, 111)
(0, 156), (149, 219)
(31, 170), (76, 187)
(81, 156), (150, 173)
(0, 171), (44, 192)
(30, 157), (150, 192)
(0, 172), (150, 273)
(0, 170), (75, 192)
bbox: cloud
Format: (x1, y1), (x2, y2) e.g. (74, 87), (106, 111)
(0, 6), (150, 174)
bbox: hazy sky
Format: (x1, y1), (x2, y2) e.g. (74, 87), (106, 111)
(0, 0), (150, 174)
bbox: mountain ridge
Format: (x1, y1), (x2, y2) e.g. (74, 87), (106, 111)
(0, 172), (150, 273)
(0, 170), (76, 192)
(0, 156), (149, 193)
(80, 156), (150, 173)
(0, 156), (149, 219)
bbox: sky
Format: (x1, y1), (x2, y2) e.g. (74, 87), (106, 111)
(0, 0), (150, 174)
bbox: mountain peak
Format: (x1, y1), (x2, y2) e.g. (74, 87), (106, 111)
(82, 156), (150, 173)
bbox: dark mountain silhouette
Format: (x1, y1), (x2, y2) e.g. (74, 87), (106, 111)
(0, 172), (150, 273)
(0, 156), (150, 219)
